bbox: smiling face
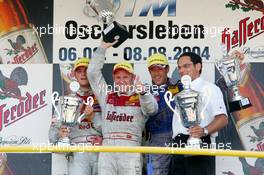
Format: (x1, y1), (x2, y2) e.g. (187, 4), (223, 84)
(113, 69), (135, 92)
(148, 65), (169, 86)
(177, 56), (201, 80)
(74, 66), (89, 88)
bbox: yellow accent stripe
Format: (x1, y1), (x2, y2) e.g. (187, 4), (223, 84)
(0, 146), (263, 158)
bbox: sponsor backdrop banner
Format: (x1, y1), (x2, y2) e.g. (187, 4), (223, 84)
(215, 63), (264, 175)
(53, 0), (264, 64)
(0, 64), (52, 175)
(0, 0), (53, 63)
(0, 64), (52, 145)
(0, 0), (263, 174)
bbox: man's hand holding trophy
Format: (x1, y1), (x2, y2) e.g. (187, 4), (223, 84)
(83, 0), (130, 48)
(215, 45), (252, 112)
(51, 81), (94, 146)
(165, 75), (205, 148)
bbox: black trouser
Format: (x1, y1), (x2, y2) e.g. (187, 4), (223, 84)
(169, 134), (215, 175)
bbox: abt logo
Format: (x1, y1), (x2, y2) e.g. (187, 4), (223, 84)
(123, 0), (176, 17)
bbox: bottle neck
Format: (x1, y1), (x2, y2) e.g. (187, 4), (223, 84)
(0, 0), (29, 33)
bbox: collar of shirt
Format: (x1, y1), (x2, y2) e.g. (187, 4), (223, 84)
(151, 78), (174, 91)
(77, 88), (93, 96)
(190, 77), (202, 90)
(117, 91), (135, 96)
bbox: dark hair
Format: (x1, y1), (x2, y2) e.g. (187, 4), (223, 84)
(178, 52), (203, 74)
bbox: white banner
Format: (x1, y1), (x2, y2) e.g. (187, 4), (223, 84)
(53, 0), (264, 63)
(0, 64), (52, 145)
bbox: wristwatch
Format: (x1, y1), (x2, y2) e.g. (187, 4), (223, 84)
(203, 127), (209, 136)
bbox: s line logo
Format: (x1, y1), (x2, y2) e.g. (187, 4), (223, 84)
(124, 0), (176, 17)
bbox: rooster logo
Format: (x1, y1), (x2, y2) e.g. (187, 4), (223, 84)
(0, 67), (28, 101)
(244, 0), (264, 9)
(247, 122), (264, 143)
(4, 35), (26, 56)
(225, 0), (264, 13)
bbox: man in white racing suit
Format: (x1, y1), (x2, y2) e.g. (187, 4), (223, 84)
(87, 40), (158, 175)
(49, 58), (102, 175)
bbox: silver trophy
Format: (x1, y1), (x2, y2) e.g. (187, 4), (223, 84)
(216, 46), (251, 112)
(51, 81), (94, 146)
(83, 0), (129, 48)
(165, 75), (203, 148)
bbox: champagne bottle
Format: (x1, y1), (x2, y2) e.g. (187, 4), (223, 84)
(0, 0), (48, 64)
(231, 64), (264, 151)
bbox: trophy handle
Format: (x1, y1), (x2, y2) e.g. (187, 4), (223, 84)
(83, 0), (101, 17)
(164, 91), (177, 114)
(83, 1), (98, 17)
(51, 91), (61, 121)
(220, 44), (228, 57)
(78, 96), (95, 124)
(84, 96), (94, 106)
(215, 61), (224, 75)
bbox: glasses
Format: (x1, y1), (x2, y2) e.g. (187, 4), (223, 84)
(178, 63), (194, 70)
